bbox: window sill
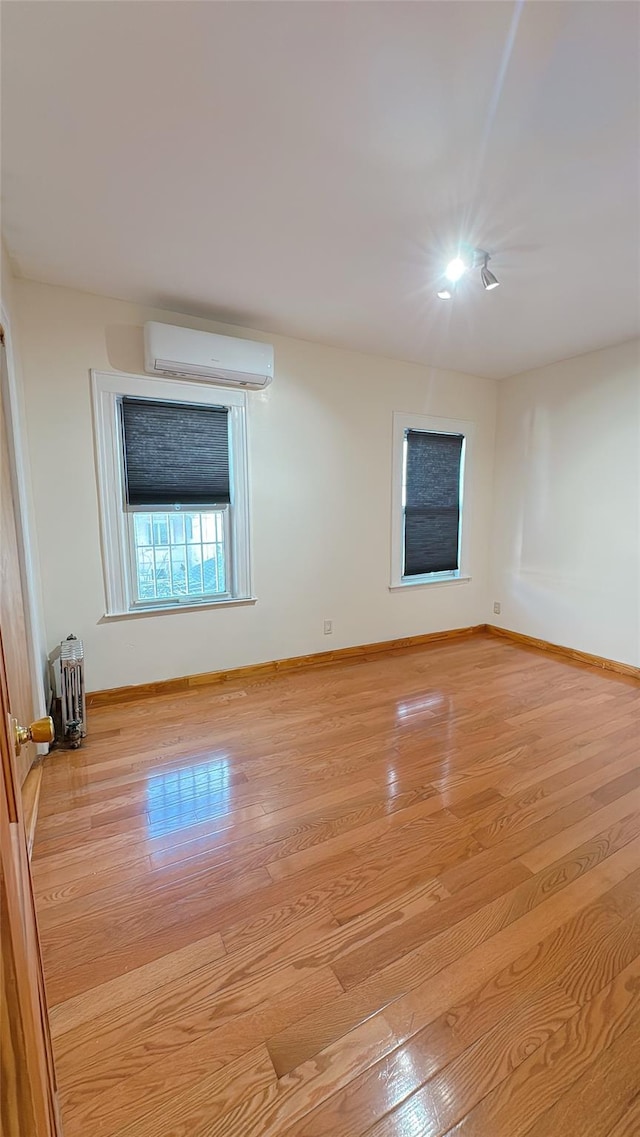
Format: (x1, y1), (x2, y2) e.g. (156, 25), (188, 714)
(389, 575), (471, 592)
(100, 596), (257, 622)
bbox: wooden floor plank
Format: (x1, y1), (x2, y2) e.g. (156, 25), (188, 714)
(30, 634), (640, 1137)
(119, 1044), (277, 1137)
(437, 953), (640, 1137)
(520, 792), (640, 873)
(249, 811), (640, 1081)
(52, 908), (341, 1093)
(58, 969), (342, 1135)
(607, 1095), (640, 1137)
(190, 1014), (399, 1137)
(522, 1014), (640, 1137)
(332, 819), (640, 991)
(294, 980), (578, 1137)
(48, 927), (227, 1039)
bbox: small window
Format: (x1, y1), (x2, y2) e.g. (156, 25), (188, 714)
(403, 429), (464, 577)
(92, 371), (252, 616)
(391, 412), (472, 588)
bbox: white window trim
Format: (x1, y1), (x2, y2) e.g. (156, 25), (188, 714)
(91, 369), (254, 616)
(390, 411), (474, 590)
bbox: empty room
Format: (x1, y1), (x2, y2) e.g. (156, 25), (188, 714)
(1, 1), (639, 1135)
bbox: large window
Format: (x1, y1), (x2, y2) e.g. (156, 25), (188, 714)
(391, 412), (472, 588)
(92, 371), (252, 615)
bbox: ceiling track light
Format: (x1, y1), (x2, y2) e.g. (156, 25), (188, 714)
(436, 248), (500, 298)
(480, 253), (500, 291)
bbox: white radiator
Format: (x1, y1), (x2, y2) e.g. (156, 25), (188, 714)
(50, 634), (86, 747)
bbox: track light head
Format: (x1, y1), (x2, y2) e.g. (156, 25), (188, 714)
(480, 254), (500, 291)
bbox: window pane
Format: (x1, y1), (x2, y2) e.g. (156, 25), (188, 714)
(153, 515), (169, 545)
(132, 510), (226, 603)
(201, 514), (217, 542)
(202, 543), (218, 593)
(136, 548), (156, 599)
(154, 547), (172, 597)
(170, 548), (187, 594)
(134, 513), (152, 546)
(187, 515), (201, 543)
(169, 513), (185, 544)
(187, 544), (204, 593)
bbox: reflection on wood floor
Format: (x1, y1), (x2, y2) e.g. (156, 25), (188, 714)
(32, 633), (640, 1136)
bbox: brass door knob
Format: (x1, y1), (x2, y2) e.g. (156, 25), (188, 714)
(14, 716), (55, 753)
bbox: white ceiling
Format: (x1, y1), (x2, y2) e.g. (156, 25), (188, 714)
(2, 1), (639, 379)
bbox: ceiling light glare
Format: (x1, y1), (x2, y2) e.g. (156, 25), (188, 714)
(437, 287), (452, 300)
(444, 257), (467, 283)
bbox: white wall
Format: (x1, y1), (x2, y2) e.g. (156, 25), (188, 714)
(14, 279), (497, 692)
(491, 339), (640, 667)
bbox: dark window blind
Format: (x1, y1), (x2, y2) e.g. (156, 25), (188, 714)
(121, 397), (230, 507)
(404, 430), (463, 576)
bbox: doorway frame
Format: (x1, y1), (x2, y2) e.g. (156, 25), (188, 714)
(0, 298), (48, 727)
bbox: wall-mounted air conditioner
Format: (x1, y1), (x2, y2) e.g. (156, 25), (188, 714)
(144, 322), (274, 389)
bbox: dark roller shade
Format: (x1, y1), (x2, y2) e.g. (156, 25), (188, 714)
(121, 397), (230, 507)
(404, 430), (463, 576)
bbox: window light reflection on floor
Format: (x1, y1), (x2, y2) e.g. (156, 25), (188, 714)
(145, 755), (232, 837)
(396, 693), (446, 721)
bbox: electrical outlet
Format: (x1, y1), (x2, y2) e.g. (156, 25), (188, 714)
(323, 619), (333, 635)
(493, 602), (501, 615)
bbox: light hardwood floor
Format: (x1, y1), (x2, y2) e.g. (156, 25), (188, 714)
(32, 634), (640, 1136)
